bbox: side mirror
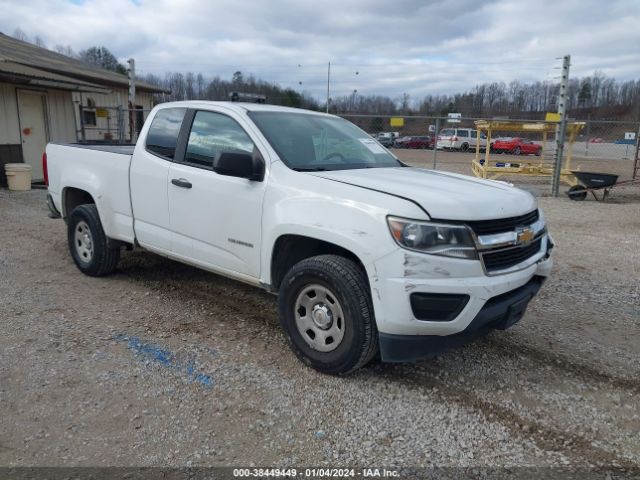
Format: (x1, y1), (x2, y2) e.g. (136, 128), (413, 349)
(213, 152), (264, 181)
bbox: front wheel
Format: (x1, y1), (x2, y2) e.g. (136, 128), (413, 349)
(67, 204), (120, 276)
(278, 255), (378, 375)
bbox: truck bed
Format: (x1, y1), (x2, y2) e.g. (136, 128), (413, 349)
(46, 142), (136, 245)
(52, 143), (136, 156)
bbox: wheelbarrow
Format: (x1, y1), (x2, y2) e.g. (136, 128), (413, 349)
(567, 171), (619, 201)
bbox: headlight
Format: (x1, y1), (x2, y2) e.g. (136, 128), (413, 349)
(387, 217), (477, 260)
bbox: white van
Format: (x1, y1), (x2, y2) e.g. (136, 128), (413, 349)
(437, 128), (487, 152)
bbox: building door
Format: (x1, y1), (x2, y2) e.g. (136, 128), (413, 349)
(17, 90), (48, 181)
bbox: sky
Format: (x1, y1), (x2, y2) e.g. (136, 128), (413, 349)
(1, 0), (639, 102)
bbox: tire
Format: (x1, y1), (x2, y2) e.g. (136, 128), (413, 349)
(67, 204), (120, 276)
(460, 143), (469, 152)
(277, 254), (378, 375)
(514, 146), (521, 155)
(567, 185), (587, 201)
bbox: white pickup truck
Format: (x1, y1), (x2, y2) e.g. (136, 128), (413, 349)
(45, 101), (553, 374)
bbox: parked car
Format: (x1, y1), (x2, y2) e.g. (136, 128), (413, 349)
(44, 101), (553, 374)
(394, 136), (412, 147)
(436, 128), (487, 152)
(395, 135), (434, 149)
(492, 137), (542, 156)
(376, 132), (395, 147)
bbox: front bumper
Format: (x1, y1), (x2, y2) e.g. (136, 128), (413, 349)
(378, 276), (543, 362)
(368, 234), (553, 361)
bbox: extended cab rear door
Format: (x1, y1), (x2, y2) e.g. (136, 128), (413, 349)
(130, 107), (187, 252)
(166, 107), (267, 278)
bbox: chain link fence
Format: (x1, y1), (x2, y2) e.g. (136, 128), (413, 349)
(339, 114), (640, 189)
(78, 105), (152, 144)
(77, 106), (639, 189)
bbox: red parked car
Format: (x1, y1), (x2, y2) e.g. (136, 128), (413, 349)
(492, 137), (542, 156)
(395, 135), (434, 149)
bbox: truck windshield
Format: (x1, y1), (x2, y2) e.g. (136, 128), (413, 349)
(249, 112), (401, 171)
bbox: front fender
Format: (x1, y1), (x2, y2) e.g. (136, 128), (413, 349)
(260, 162), (426, 286)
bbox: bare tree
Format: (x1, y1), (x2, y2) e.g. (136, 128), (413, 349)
(54, 44), (76, 57)
(12, 28), (29, 42)
(33, 35), (46, 48)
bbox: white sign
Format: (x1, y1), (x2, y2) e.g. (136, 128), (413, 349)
(624, 132), (636, 140)
(359, 138), (387, 154)
(447, 113), (461, 123)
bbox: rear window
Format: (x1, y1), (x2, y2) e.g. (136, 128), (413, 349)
(145, 108), (187, 159)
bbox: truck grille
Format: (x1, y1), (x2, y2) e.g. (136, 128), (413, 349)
(466, 210), (539, 236)
(481, 237), (543, 273)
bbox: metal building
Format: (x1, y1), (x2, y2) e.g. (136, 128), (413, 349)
(0, 33), (166, 185)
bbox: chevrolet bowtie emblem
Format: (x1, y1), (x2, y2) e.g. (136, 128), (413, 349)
(516, 226), (534, 245)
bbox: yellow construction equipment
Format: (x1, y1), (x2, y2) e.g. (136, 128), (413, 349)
(471, 120), (585, 186)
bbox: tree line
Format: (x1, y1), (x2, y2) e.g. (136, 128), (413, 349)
(12, 29), (640, 119)
(333, 75), (640, 120)
(141, 71), (319, 110)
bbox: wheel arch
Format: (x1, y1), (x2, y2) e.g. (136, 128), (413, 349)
(270, 234), (369, 292)
(62, 186), (96, 218)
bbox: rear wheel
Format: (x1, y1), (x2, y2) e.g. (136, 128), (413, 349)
(567, 185), (587, 201)
(278, 254), (378, 375)
(67, 204), (120, 276)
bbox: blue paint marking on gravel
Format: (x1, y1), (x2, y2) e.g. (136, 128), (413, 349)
(114, 334), (213, 388)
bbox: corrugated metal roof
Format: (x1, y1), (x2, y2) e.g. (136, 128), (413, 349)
(0, 33), (167, 93)
(0, 60), (111, 92)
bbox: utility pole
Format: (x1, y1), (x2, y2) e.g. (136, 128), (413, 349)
(127, 58), (136, 142)
(326, 61), (331, 113)
(552, 54), (570, 197)
(432, 117), (440, 169)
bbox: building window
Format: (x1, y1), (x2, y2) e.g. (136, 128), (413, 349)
(82, 109), (96, 126)
(82, 97), (97, 126)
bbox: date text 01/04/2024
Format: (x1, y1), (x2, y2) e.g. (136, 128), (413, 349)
(232, 468), (400, 478)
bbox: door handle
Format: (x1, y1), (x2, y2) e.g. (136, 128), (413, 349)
(171, 178), (192, 189)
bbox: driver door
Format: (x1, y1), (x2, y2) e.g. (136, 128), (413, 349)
(168, 109), (267, 278)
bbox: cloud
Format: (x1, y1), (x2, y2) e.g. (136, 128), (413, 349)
(1, 0), (638, 101)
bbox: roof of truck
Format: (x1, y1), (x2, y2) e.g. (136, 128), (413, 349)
(156, 100), (332, 116)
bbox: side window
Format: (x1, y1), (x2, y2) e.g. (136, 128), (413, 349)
(184, 111), (255, 170)
(458, 130), (469, 138)
(145, 108), (187, 160)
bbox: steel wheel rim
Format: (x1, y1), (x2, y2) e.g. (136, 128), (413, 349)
(74, 221), (94, 263)
(294, 284), (345, 352)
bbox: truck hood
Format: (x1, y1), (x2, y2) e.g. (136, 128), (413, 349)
(309, 167), (537, 220)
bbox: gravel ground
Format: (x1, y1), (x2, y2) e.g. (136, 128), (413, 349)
(0, 164), (639, 470)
